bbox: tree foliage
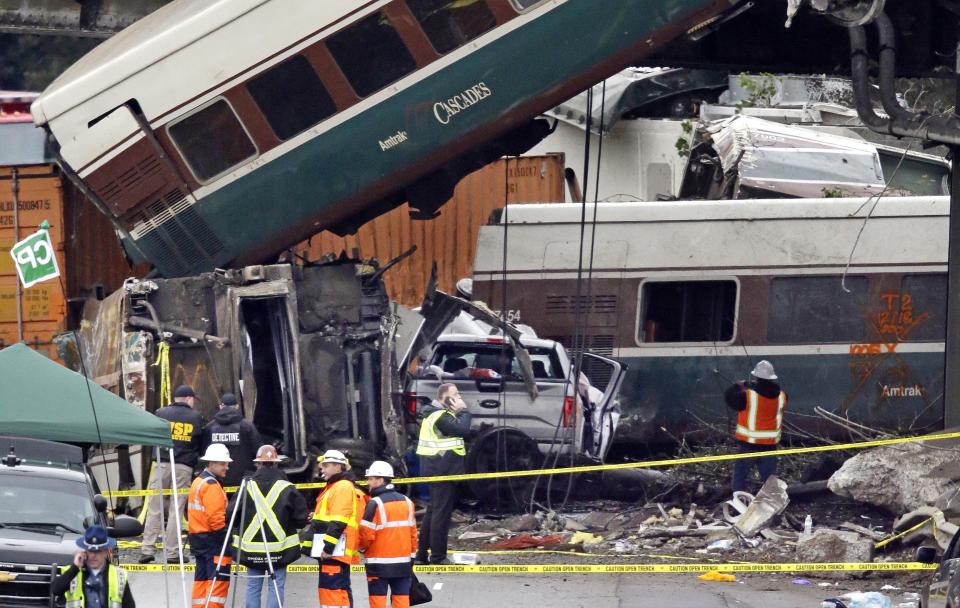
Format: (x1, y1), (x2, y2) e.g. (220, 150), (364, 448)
(0, 34), (100, 92)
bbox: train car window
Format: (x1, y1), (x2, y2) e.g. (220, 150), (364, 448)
(509, 0), (546, 11)
(247, 55), (337, 141)
(406, 0), (497, 54)
(767, 276), (868, 344)
(639, 280), (737, 343)
(898, 274), (947, 341)
(326, 11), (417, 98)
(168, 99), (257, 182)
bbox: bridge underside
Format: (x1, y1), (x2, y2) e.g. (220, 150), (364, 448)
(0, 0), (170, 37)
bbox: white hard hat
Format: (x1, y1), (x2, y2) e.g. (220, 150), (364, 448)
(750, 360), (777, 381)
(365, 461), (395, 478)
(200, 443), (232, 463)
(319, 449), (349, 467)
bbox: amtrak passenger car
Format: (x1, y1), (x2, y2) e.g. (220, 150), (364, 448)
(31, 0), (736, 277)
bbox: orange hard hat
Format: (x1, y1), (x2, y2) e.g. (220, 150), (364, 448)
(253, 444), (280, 463)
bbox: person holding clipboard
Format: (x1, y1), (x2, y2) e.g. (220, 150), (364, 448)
(308, 450), (367, 608)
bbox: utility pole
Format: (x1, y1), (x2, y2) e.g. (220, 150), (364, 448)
(943, 44), (960, 428)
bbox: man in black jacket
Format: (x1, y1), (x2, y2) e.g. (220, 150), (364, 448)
(414, 383), (471, 565)
(140, 384), (204, 564)
(202, 392), (261, 489)
(232, 444), (309, 608)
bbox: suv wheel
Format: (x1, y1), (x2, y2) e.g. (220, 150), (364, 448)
(465, 427), (541, 512)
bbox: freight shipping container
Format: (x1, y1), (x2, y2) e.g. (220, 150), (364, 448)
(296, 154), (566, 306)
(1, 91), (147, 360)
(0, 165), (68, 358)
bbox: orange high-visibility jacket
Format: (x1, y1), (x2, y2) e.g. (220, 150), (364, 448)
(311, 477), (366, 565)
(359, 485), (417, 577)
(187, 470), (228, 553)
(735, 389), (787, 445)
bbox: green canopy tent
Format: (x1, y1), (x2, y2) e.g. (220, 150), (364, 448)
(0, 342), (172, 447)
(0, 344), (191, 605)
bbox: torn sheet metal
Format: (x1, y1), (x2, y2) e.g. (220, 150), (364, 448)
(707, 115), (886, 198)
(546, 67), (727, 133)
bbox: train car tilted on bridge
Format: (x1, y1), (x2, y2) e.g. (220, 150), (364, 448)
(30, 0), (737, 277)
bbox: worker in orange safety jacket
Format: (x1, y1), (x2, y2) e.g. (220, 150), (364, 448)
(724, 360), (787, 492)
(307, 450), (367, 608)
(359, 461), (417, 608)
(188, 443), (233, 608)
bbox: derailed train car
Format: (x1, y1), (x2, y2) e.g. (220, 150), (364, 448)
(59, 256), (430, 489)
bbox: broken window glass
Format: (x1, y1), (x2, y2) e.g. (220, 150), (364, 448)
(326, 11), (417, 98)
(247, 55), (336, 141)
(638, 280), (737, 343)
(407, 0), (497, 54)
(168, 99), (257, 182)
(767, 276), (868, 344)
(898, 274), (947, 341)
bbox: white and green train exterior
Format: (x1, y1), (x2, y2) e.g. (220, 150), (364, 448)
(29, 0), (735, 278)
(472, 197), (948, 448)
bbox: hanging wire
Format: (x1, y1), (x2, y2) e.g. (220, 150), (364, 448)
(55, 270), (116, 514)
(841, 115), (934, 292)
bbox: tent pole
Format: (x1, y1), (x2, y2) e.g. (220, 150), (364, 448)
(155, 448), (171, 608)
(169, 448), (189, 608)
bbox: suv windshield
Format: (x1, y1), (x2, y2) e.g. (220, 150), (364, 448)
(429, 344), (565, 380)
(0, 475), (96, 533)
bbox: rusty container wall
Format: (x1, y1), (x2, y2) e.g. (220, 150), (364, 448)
(62, 179), (148, 301)
(296, 154), (565, 306)
(0, 165), (68, 358)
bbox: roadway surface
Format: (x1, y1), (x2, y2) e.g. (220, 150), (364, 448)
(126, 564), (917, 608)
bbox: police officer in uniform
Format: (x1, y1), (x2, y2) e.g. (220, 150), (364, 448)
(139, 384), (204, 564)
(415, 383), (470, 565)
(202, 392), (261, 489)
(52, 525), (135, 607)
(232, 444), (309, 608)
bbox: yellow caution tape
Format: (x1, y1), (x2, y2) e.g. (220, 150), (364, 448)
(152, 342), (171, 407)
(119, 562), (936, 574)
(875, 517), (934, 549)
(105, 429), (960, 499)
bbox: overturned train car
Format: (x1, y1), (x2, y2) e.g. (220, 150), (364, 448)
(62, 258), (411, 485)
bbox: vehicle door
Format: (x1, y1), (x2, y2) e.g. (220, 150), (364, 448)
(574, 353), (627, 460)
(928, 530), (960, 608)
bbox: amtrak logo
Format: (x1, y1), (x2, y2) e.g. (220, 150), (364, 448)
(433, 82), (492, 125)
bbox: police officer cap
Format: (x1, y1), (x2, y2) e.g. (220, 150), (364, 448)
(76, 524), (117, 552)
(174, 385), (195, 398)
(220, 393), (238, 406)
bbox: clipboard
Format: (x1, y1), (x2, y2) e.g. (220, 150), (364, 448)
(310, 533), (347, 558)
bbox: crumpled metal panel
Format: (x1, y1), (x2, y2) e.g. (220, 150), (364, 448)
(120, 330), (151, 409)
(707, 114), (886, 198)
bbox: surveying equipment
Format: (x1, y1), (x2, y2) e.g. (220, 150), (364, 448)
(203, 477), (285, 608)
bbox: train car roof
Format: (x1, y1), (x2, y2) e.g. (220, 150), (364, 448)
(492, 197), (949, 225)
(32, 0), (274, 125)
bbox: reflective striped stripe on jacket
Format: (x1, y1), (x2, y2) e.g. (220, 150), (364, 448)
(232, 479), (300, 555)
(416, 410), (465, 456)
(359, 486), (417, 577)
(735, 389), (787, 445)
(309, 478), (365, 564)
(62, 564), (126, 608)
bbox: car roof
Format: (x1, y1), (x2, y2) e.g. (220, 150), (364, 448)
(0, 462), (88, 482)
(434, 334), (558, 349)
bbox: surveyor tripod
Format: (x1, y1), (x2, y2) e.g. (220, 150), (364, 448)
(203, 477), (284, 608)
